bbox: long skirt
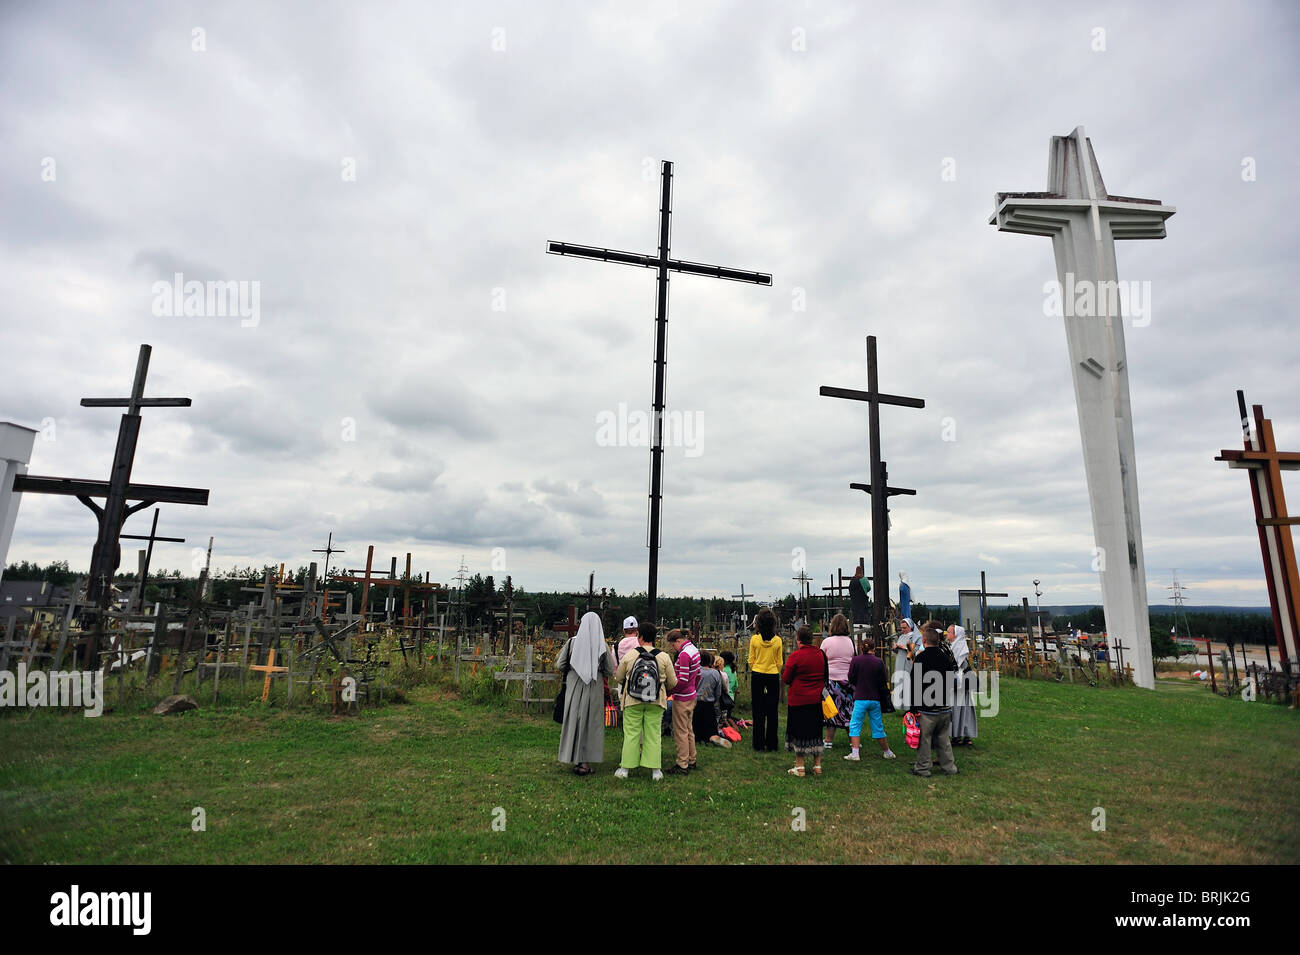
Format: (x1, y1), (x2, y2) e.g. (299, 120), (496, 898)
(823, 679), (853, 729)
(952, 668), (978, 738)
(785, 703), (825, 756)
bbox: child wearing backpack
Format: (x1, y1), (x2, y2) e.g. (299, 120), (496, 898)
(611, 622), (678, 780)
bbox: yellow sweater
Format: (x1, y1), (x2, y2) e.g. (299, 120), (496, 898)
(748, 634), (785, 674)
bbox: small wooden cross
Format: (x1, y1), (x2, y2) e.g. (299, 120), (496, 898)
(553, 605), (579, 638)
(249, 648), (288, 702)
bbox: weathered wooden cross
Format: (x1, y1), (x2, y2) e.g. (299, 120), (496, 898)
(1216, 391), (1300, 669)
(12, 344), (209, 668)
(548, 160), (772, 622)
(120, 506), (185, 613)
(820, 337), (924, 637)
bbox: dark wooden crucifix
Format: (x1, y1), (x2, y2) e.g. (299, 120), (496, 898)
(331, 545), (382, 630)
(13, 344), (208, 668)
(1216, 390), (1300, 668)
(979, 571), (1008, 637)
(548, 160), (772, 623)
(120, 506), (185, 613)
(820, 336), (924, 637)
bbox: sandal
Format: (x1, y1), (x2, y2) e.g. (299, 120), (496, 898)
(787, 766), (805, 777)
(812, 765), (823, 775)
(573, 764), (593, 776)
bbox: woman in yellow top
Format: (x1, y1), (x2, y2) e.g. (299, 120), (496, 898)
(748, 607), (784, 752)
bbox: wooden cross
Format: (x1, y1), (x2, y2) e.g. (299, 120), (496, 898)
(1216, 391), (1300, 667)
(119, 506), (185, 613)
(964, 571), (1008, 636)
(249, 648), (288, 702)
(822, 571), (846, 616)
(12, 344), (208, 668)
(397, 553), (442, 630)
(732, 584), (751, 624)
(331, 545), (383, 630)
(553, 604), (579, 638)
(820, 336), (925, 636)
(548, 160), (772, 623)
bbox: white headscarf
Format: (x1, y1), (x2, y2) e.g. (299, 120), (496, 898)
(895, 617), (917, 650)
(950, 625), (969, 668)
(569, 611), (608, 684)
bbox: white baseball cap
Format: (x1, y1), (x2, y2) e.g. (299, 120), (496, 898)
(623, 616), (638, 630)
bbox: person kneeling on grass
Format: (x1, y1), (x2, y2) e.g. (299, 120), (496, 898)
(693, 651), (733, 749)
(844, 638), (896, 761)
(613, 622), (677, 781)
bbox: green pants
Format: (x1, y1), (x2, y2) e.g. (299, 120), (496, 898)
(620, 703), (663, 769)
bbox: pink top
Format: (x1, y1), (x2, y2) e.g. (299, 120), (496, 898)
(822, 634), (855, 682)
(616, 634), (640, 662)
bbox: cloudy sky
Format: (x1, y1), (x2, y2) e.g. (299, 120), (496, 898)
(2, 0), (1296, 610)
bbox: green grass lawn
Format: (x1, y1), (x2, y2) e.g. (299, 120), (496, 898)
(1, 674), (1296, 864)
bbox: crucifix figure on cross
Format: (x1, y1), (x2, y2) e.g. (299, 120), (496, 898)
(820, 337), (925, 638)
(548, 160), (772, 622)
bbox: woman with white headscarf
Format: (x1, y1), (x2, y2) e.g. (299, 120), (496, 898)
(556, 611), (615, 775)
(891, 617), (920, 711)
(946, 624), (978, 745)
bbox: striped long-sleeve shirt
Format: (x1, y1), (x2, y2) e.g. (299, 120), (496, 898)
(673, 641), (701, 700)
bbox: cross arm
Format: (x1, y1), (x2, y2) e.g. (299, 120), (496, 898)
(819, 385), (925, 409)
(15, 475), (209, 506)
(546, 241), (772, 285)
(80, 398), (192, 408)
(121, 533), (186, 543)
(849, 482), (917, 497)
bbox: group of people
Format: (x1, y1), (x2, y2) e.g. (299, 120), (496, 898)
(555, 607), (981, 781)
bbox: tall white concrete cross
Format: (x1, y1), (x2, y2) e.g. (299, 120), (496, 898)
(991, 126), (1176, 690)
(0, 421), (38, 583)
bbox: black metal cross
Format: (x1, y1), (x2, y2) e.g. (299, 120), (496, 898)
(792, 570), (813, 617)
(120, 506), (185, 613)
(13, 344), (208, 668)
(548, 160), (772, 623)
(583, 571), (597, 613)
(312, 531), (344, 584)
(820, 337), (924, 636)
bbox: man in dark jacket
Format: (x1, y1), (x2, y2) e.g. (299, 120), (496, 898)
(909, 626), (958, 777)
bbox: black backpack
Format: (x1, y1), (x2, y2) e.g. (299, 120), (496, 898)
(625, 647), (662, 703)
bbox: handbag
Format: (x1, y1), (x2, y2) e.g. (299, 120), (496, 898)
(904, 711), (921, 749)
(818, 647), (837, 719)
(552, 680), (566, 723)
(821, 691), (838, 720)
(553, 639), (570, 723)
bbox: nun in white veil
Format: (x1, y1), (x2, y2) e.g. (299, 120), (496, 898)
(891, 617), (919, 710)
(947, 624), (978, 744)
(556, 611), (615, 775)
